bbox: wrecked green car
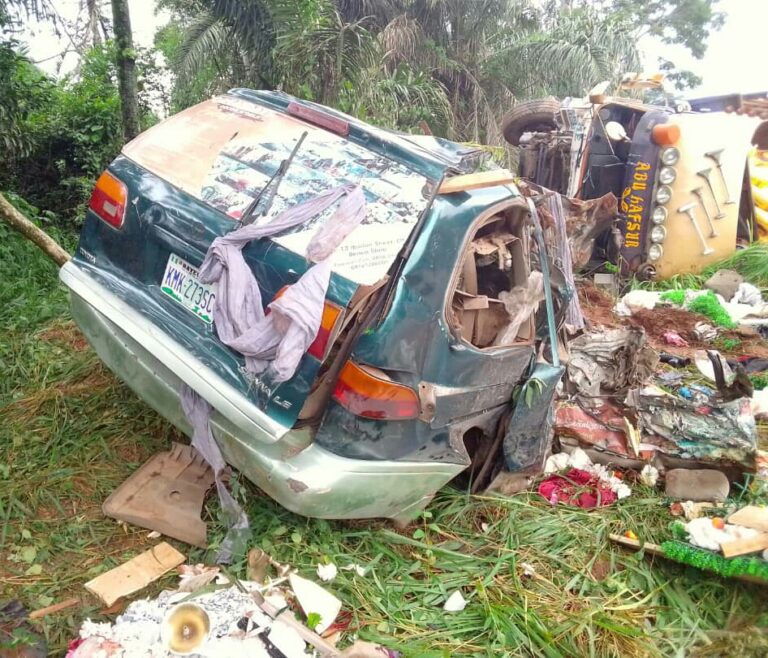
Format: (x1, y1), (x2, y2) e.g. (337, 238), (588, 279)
(60, 90), (563, 522)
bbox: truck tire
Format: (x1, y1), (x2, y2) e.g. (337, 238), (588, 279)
(502, 98), (560, 146)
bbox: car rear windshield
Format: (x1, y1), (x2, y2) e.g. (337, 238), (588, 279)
(122, 96), (429, 285)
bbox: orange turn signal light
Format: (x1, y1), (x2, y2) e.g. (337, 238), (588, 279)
(89, 170), (127, 229)
(333, 360), (420, 420)
(651, 123), (681, 146)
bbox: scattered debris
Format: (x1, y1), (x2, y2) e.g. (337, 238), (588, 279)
(732, 282), (763, 306)
(28, 598), (79, 620)
(662, 331), (689, 347)
(288, 572), (341, 634)
(566, 327), (658, 396)
(177, 564), (221, 593)
(161, 602), (210, 654)
(694, 350), (734, 383)
(316, 563), (338, 582)
(539, 449), (630, 508)
(728, 506), (768, 532)
(84, 542), (186, 607)
(519, 562), (536, 577)
(340, 564), (367, 577)
(626, 387), (757, 469)
(684, 517), (759, 552)
(442, 591), (467, 612)
(640, 464), (659, 487)
(752, 388), (768, 418)
(246, 548), (270, 584)
(660, 353), (691, 368)
(693, 322), (718, 342)
(609, 533), (768, 586)
(681, 501), (715, 520)
(720, 534), (768, 558)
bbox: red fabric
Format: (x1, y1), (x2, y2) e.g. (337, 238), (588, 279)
(538, 468), (617, 508)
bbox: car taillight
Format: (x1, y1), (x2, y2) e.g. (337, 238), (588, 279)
(308, 299), (342, 360)
(271, 286), (342, 361)
(89, 171), (127, 229)
(332, 360), (420, 420)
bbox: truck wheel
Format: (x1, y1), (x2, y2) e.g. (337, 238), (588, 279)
(502, 98), (561, 146)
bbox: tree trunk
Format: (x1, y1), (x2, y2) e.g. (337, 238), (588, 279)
(111, 0), (140, 141)
(0, 192), (71, 266)
(87, 0), (102, 45)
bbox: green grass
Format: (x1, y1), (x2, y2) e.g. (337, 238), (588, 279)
(687, 291), (737, 329)
(2, 227), (768, 656)
(631, 243), (768, 292)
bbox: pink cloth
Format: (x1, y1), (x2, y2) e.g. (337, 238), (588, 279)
(538, 468), (617, 508)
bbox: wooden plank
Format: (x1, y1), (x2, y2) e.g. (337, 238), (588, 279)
(438, 170), (516, 194)
(720, 534), (768, 558)
(85, 542), (185, 606)
(29, 597), (79, 620)
(728, 506), (768, 533)
(609, 533), (664, 555)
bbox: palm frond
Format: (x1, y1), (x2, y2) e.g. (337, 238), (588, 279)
(175, 11), (231, 83)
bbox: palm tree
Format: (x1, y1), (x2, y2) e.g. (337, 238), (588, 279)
(168, 0), (642, 143)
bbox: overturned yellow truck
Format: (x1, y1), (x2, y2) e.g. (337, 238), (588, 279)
(504, 91), (768, 280)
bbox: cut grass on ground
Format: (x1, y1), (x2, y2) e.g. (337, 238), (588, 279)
(2, 227), (768, 657)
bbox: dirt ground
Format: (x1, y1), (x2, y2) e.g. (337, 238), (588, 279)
(578, 283), (768, 360)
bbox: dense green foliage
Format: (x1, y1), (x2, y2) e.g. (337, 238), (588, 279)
(158, 0), (722, 142)
(0, 41), (163, 227)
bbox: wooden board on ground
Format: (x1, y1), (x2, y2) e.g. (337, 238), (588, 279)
(102, 442), (214, 548)
(728, 506), (768, 533)
(85, 542), (185, 606)
(720, 534), (768, 558)
(438, 170), (516, 194)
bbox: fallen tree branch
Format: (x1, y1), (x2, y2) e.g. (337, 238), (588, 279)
(0, 192), (71, 266)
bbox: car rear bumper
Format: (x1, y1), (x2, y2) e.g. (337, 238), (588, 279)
(60, 260), (462, 520)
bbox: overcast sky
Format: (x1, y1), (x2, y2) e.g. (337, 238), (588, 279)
(18, 0), (768, 99)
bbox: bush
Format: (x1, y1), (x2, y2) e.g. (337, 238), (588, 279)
(1, 42), (164, 232)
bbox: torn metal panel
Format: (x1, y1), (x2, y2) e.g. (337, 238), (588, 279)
(566, 327), (659, 396)
(503, 362), (565, 471)
(519, 181), (618, 271)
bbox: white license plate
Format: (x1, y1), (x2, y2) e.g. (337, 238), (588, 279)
(160, 253), (216, 324)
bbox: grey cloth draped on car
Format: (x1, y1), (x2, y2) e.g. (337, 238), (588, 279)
(199, 184), (366, 381)
(181, 184), (367, 561)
